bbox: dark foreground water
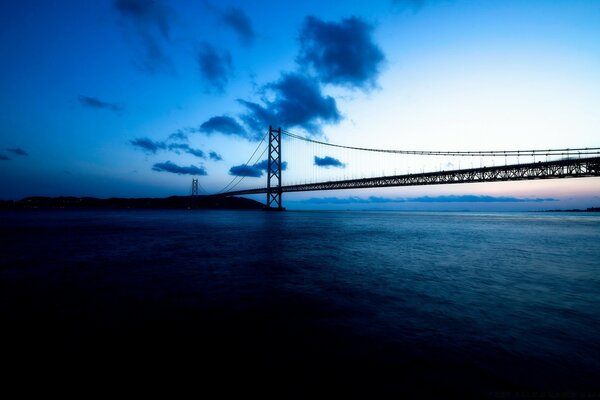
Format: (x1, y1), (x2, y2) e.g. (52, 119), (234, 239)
(1, 210), (599, 398)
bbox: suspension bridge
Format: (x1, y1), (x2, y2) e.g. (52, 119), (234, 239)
(201, 126), (600, 210)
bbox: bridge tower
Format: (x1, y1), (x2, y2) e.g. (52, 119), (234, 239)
(266, 126), (284, 210)
(191, 178), (199, 197)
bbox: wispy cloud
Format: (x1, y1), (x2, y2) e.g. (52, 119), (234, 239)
(209, 151), (223, 161)
(204, 2), (255, 46)
(297, 16), (385, 90)
(198, 115), (249, 138)
(238, 72), (341, 138)
(167, 130), (188, 142)
(185, 148), (206, 159)
(113, 0), (174, 73)
(195, 14), (386, 138)
(130, 137), (166, 154)
(152, 161), (207, 175)
(221, 7), (255, 46)
(168, 143), (206, 159)
(6, 148), (28, 156)
(314, 155), (345, 168)
(131, 137), (206, 159)
(78, 95), (123, 113)
(197, 42), (233, 93)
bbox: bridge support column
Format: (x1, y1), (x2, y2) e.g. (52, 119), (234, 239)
(266, 125), (284, 210)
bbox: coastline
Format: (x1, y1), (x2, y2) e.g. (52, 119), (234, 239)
(0, 195), (264, 210)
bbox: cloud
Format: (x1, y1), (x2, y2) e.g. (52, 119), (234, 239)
(130, 137), (166, 153)
(297, 16), (385, 89)
(198, 115), (249, 138)
(167, 130), (188, 142)
(167, 143), (206, 159)
(237, 99), (274, 137)
(6, 148), (28, 156)
(184, 147), (206, 159)
(152, 161), (207, 175)
(255, 160), (288, 172)
(299, 195), (558, 204)
(221, 7), (255, 46)
(314, 155), (345, 168)
(114, 0), (170, 36)
(209, 151), (223, 161)
(0, 154), (10, 160)
(228, 164), (263, 178)
(239, 72), (341, 137)
(78, 95), (123, 113)
(131, 136), (208, 159)
(197, 42), (233, 93)
(166, 143), (188, 153)
(228, 159), (288, 177)
(113, 0), (174, 73)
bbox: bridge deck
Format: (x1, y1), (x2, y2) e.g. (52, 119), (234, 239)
(220, 156), (600, 196)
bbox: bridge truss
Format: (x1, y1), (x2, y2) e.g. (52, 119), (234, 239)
(222, 156), (600, 197)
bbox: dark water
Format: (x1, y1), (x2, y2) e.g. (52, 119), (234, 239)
(1, 210), (599, 398)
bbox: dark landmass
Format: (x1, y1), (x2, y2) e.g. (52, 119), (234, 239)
(542, 207), (600, 212)
(0, 195), (264, 210)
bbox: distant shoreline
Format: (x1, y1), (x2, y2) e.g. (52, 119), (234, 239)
(541, 207), (600, 212)
(1, 197), (598, 213)
(0, 196), (264, 210)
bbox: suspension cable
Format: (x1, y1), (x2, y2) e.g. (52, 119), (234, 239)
(281, 129), (600, 157)
(217, 130), (268, 193)
(225, 145), (269, 193)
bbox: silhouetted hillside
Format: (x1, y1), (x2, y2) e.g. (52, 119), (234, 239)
(0, 196), (264, 210)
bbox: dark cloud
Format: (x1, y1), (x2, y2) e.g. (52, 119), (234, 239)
(6, 148), (28, 156)
(113, 0), (174, 73)
(228, 159), (287, 177)
(299, 195), (558, 204)
(197, 42), (233, 93)
(228, 164), (263, 178)
(297, 16), (385, 89)
(184, 147), (206, 159)
(221, 7), (255, 46)
(152, 161), (207, 176)
(198, 115), (248, 138)
(0, 154), (10, 160)
(167, 130), (188, 142)
(167, 143), (206, 160)
(166, 143), (188, 153)
(255, 159), (288, 172)
(209, 151), (223, 161)
(237, 99), (274, 137)
(132, 137), (206, 158)
(78, 95), (123, 113)
(314, 155), (345, 168)
(239, 72), (341, 137)
(130, 137), (166, 154)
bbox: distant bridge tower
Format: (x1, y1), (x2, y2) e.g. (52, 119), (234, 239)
(191, 178), (199, 201)
(266, 126), (284, 210)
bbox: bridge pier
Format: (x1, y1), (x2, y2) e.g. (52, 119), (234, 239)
(265, 126), (285, 211)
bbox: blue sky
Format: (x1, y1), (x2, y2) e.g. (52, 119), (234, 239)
(0, 0), (599, 210)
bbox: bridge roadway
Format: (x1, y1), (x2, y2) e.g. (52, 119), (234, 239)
(219, 156), (600, 197)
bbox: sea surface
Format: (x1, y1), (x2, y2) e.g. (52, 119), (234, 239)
(1, 210), (599, 398)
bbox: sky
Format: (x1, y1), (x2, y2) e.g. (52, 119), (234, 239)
(0, 0), (599, 210)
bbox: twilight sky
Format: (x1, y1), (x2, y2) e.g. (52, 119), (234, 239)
(1, 0), (599, 210)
